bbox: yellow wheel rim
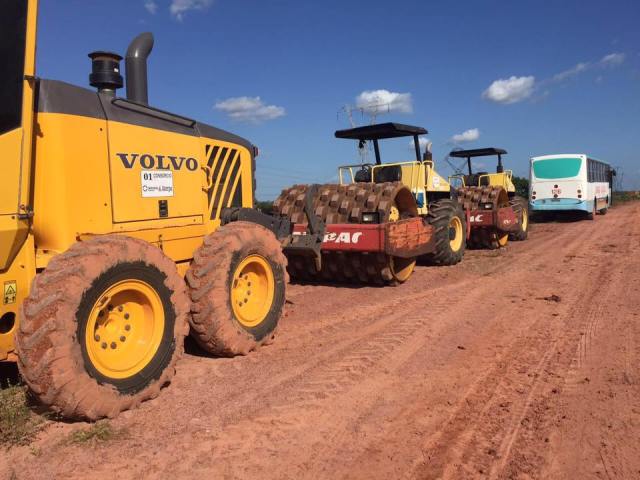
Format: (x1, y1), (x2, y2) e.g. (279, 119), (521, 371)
(390, 256), (415, 282)
(86, 280), (164, 380)
(498, 232), (509, 247)
(389, 205), (400, 222)
(231, 254), (275, 328)
(449, 216), (463, 252)
(521, 207), (528, 231)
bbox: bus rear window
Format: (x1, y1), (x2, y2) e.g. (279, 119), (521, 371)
(532, 158), (582, 179)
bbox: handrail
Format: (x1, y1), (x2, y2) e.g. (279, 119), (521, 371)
(338, 163), (366, 185)
(448, 174), (466, 188)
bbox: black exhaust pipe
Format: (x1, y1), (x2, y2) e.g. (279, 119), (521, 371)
(125, 32), (154, 105)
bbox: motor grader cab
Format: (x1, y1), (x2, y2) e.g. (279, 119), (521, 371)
(448, 148), (529, 248)
(0, 0), (312, 420)
(272, 123), (467, 285)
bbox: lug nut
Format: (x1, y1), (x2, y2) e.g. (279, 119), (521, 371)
(110, 342), (117, 349)
(125, 324), (131, 331)
(247, 291), (251, 296)
(124, 313), (130, 320)
(101, 342), (107, 349)
(120, 336), (126, 342)
(118, 306), (123, 312)
(94, 335), (101, 342)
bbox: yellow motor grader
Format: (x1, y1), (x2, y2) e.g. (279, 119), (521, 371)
(0, 0), (320, 420)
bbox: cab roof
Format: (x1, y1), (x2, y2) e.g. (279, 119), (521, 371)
(335, 122), (428, 140)
(449, 148), (507, 158)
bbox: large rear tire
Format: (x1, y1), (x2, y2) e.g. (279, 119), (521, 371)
(509, 196), (529, 241)
(186, 222), (287, 356)
(422, 199), (466, 265)
(16, 235), (189, 420)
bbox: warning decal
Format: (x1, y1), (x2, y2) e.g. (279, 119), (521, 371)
(3, 281), (17, 305)
(141, 170), (174, 198)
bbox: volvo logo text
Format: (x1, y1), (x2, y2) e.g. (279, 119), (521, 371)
(116, 153), (199, 171)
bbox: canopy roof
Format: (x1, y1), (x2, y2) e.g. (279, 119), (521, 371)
(335, 122), (428, 141)
(449, 148), (507, 158)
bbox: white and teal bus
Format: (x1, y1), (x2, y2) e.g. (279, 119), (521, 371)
(529, 154), (614, 218)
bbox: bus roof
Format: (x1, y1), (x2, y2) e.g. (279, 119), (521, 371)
(531, 154), (611, 166)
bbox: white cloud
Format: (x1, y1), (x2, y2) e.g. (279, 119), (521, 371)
(450, 128), (480, 144)
(408, 137), (431, 151)
(484, 52), (626, 105)
(170, 0), (213, 20)
(553, 62), (589, 82)
(600, 52), (625, 67)
(355, 89), (413, 115)
(551, 53), (625, 83)
(214, 96), (285, 124)
(144, 0), (158, 14)
(482, 76), (536, 104)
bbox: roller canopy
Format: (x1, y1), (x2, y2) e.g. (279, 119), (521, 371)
(335, 123), (428, 140)
(449, 148), (507, 158)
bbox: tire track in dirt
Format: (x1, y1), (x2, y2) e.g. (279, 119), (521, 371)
(165, 289), (465, 478)
(308, 210), (612, 479)
(159, 237), (566, 479)
(409, 208), (629, 479)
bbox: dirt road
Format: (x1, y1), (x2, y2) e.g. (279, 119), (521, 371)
(2, 202), (639, 480)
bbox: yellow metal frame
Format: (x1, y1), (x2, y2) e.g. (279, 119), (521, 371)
(338, 160), (451, 216)
(448, 170), (515, 193)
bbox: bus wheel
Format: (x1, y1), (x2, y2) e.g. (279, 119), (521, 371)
(599, 198), (608, 215)
(588, 198), (597, 220)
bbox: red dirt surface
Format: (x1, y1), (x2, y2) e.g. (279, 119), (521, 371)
(2, 202), (639, 479)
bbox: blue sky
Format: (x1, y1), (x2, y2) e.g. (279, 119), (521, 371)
(37, 0), (640, 198)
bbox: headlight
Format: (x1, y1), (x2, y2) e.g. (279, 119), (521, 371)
(362, 212), (380, 223)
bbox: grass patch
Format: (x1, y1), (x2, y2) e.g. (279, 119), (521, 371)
(67, 420), (126, 445)
(613, 191), (640, 204)
(0, 385), (43, 448)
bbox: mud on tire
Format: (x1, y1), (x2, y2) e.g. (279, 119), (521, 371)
(509, 195), (529, 241)
(186, 221), (288, 356)
(16, 235), (190, 421)
(422, 199), (466, 266)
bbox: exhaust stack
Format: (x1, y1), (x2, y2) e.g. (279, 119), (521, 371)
(125, 32), (154, 105)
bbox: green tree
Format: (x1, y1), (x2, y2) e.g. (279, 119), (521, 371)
(512, 176), (529, 199)
(255, 200), (274, 214)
